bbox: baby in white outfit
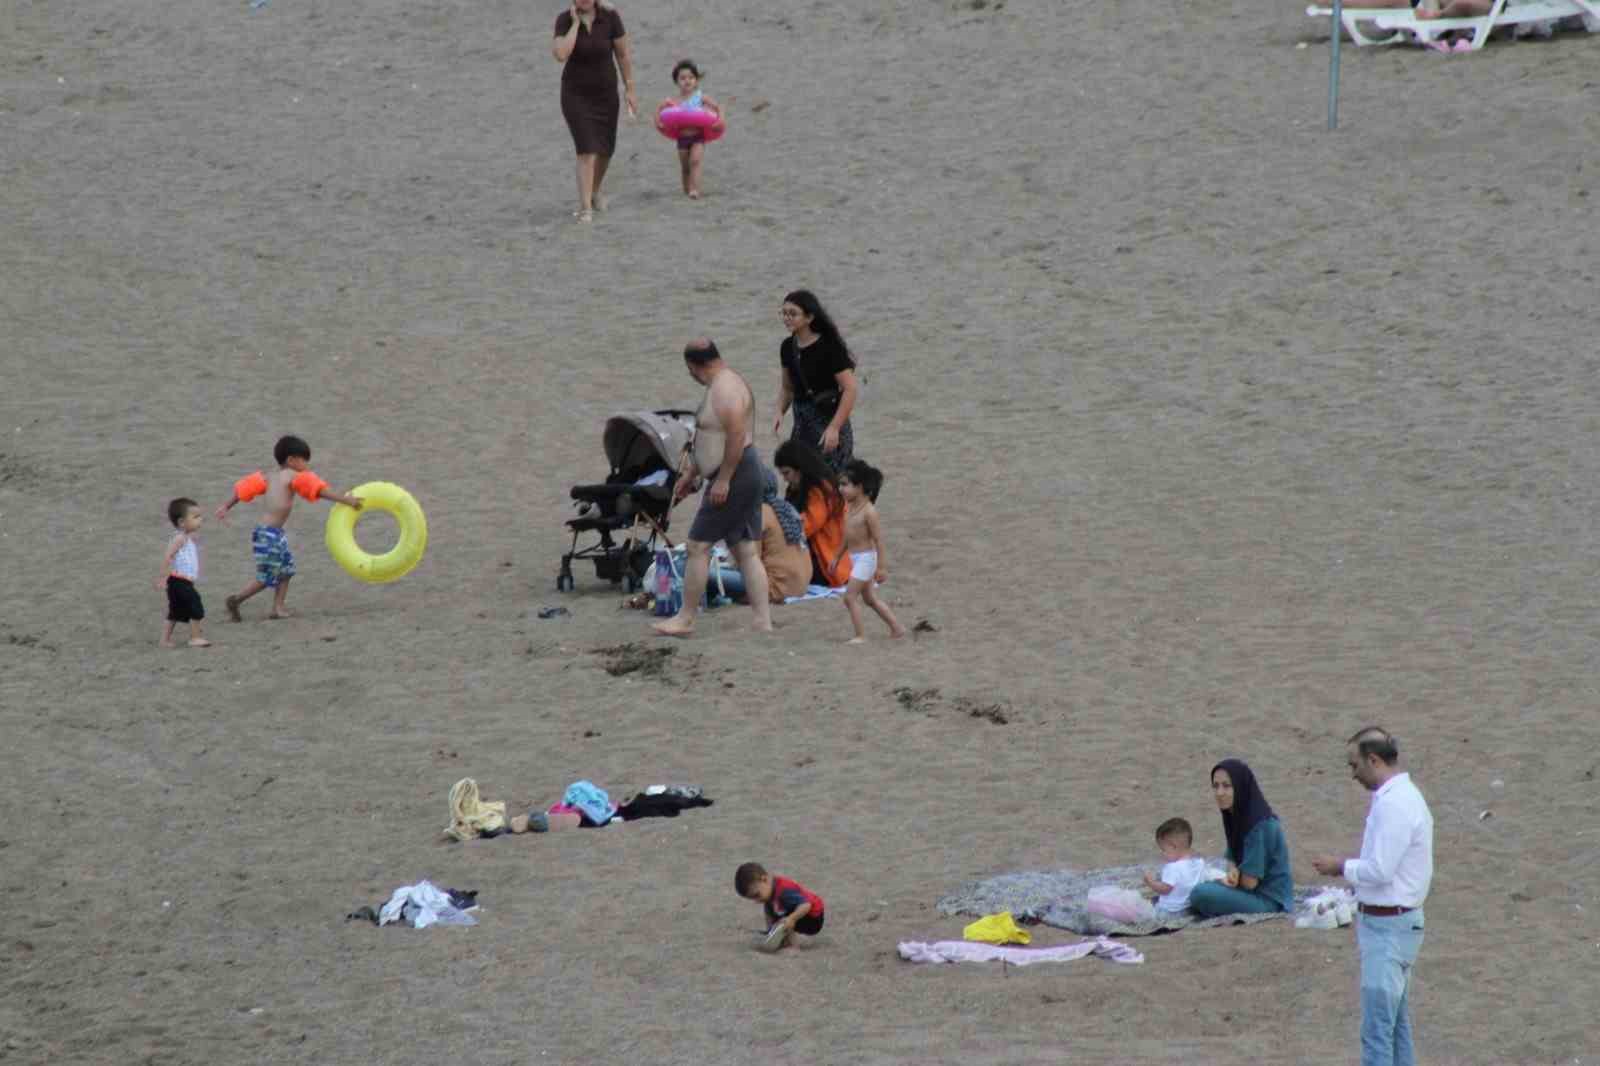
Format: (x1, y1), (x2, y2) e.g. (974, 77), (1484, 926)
(1144, 817), (1210, 914)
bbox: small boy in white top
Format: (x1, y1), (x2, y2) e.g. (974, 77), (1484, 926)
(1144, 817), (1209, 914)
(157, 497), (212, 648)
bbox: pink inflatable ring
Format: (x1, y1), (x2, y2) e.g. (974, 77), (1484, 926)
(657, 106), (725, 144)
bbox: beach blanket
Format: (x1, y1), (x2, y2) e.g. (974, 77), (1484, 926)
(938, 862), (1320, 937)
(783, 584), (846, 604)
(898, 936), (1144, 966)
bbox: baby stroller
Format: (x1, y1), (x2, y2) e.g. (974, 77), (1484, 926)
(557, 408), (695, 593)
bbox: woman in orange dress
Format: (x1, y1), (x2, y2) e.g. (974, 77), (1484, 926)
(774, 440), (851, 588)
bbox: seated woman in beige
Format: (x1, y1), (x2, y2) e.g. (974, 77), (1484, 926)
(758, 468), (811, 601)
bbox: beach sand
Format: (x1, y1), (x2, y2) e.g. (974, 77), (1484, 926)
(3, 0), (1598, 1062)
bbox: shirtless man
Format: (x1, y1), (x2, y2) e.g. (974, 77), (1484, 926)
(653, 339), (773, 636)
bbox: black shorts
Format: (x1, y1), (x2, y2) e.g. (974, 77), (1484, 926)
(793, 912), (824, 937)
(688, 445), (764, 546)
(166, 577), (205, 623)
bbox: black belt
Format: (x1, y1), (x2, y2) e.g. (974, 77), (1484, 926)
(1357, 903), (1415, 917)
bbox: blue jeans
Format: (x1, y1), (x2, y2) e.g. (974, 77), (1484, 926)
(1187, 881), (1283, 916)
(1358, 909), (1425, 1066)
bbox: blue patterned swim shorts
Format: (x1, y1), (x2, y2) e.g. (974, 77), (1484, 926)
(252, 525), (296, 587)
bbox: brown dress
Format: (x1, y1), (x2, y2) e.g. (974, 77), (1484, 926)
(554, 7), (625, 156)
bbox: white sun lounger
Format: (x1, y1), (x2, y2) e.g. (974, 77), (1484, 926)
(1309, 0), (1599, 46)
(1304, 4), (1416, 46)
(1376, 0), (1599, 47)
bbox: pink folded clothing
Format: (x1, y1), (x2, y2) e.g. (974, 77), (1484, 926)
(897, 937), (1144, 966)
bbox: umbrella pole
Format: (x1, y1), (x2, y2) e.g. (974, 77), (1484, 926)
(1328, 0), (1343, 130)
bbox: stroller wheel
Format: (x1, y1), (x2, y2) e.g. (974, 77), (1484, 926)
(556, 573), (575, 593)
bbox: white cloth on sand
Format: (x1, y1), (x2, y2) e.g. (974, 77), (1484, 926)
(897, 937), (1143, 966)
(783, 584), (846, 604)
(378, 881), (478, 928)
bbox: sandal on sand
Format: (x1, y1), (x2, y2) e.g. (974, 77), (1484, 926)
(573, 209), (594, 223)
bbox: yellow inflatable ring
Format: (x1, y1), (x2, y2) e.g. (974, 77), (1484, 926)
(324, 481), (428, 584)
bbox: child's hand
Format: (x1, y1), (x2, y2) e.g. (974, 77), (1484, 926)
(1223, 866), (1240, 888)
(875, 566), (888, 584)
(1142, 871), (1157, 890)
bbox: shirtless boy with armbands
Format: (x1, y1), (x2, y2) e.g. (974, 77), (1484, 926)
(215, 435), (363, 621)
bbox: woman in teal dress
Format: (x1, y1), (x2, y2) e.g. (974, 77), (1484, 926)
(1189, 758), (1294, 916)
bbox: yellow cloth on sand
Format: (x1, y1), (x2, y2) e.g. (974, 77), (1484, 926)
(444, 778), (506, 841)
(963, 911), (1031, 945)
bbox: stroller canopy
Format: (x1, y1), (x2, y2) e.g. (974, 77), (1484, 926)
(603, 409), (696, 478)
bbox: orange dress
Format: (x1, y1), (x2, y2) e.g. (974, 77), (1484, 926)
(801, 486), (852, 588)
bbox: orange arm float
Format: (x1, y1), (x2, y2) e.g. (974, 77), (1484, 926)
(291, 470), (329, 502)
(234, 470), (269, 502)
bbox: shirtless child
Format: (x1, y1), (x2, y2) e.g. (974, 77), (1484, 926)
(831, 459), (906, 644)
(214, 435), (363, 621)
(653, 338), (772, 637)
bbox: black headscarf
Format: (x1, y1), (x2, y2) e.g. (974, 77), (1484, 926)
(1212, 758), (1275, 864)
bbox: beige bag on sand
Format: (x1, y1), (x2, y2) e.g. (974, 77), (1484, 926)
(444, 777), (507, 841)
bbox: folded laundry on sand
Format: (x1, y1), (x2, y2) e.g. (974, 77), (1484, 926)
(939, 863), (1322, 937)
(444, 779), (714, 839)
(898, 937), (1143, 966)
(346, 881), (478, 928)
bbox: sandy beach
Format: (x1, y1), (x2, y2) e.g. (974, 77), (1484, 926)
(4, 0), (1599, 1062)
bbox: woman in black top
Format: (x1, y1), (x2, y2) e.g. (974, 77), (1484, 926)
(772, 289), (858, 474)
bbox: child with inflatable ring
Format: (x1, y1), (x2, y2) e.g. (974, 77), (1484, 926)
(654, 59), (723, 200)
(214, 434), (363, 621)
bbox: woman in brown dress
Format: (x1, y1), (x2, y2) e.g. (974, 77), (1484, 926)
(551, 0), (637, 222)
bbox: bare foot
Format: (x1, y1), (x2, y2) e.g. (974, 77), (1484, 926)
(750, 621), (774, 633)
(575, 208), (594, 223)
(188, 638), (213, 648)
(160, 640), (177, 649)
(225, 596), (243, 623)
(267, 609), (293, 620)
(652, 617), (695, 638)
(847, 636), (867, 645)
(889, 626), (908, 639)
(688, 190), (701, 200)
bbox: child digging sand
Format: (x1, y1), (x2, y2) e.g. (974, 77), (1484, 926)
(214, 435), (362, 621)
(832, 459), (906, 644)
(736, 862), (825, 953)
(157, 497), (212, 648)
